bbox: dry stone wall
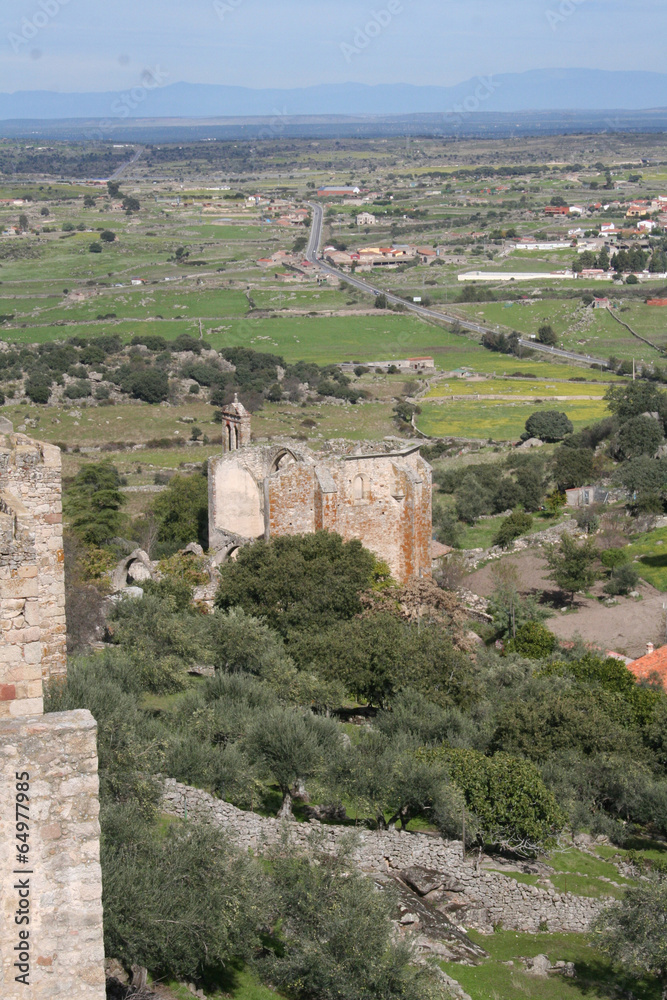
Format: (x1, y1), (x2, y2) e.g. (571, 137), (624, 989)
(162, 779), (603, 934)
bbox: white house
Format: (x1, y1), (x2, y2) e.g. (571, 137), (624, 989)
(356, 212), (377, 226)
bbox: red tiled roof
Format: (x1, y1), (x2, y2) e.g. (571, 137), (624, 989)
(628, 645), (667, 690)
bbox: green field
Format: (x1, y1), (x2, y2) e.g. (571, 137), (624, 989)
(426, 378), (609, 399)
(442, 930), (661, 1000)
(625, 526), (667, 591)
(418, 398), (609, 441)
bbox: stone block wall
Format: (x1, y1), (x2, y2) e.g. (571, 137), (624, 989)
(267, 449), (432, 583)
(0, 492), (43, 719)
(162, 780), (602, 935)
(0, 434), (66, 683)
(0, 711), (105, 999)
(0, 432), (105, 999)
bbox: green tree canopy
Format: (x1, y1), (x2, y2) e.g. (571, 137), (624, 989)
(605, 381), (667, 424)
(617, 415), (664, 460)
(546, 533), (599, 601)
(595, 876), (667, 995)
(553, 446), (594, 491)
(64, 461), (127, 545)
(215, 532), (378, 636)
(152, 473), (208, 547)
(525, 410), (574, 443)
(419, 746), (565, 853)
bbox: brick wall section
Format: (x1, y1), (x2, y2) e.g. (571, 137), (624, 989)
(268, 449), (432, 584)
(0, 711), (105, 999)
(0, 492), (43, 719)
(0, 434), (66, 683)
(162, 779), (603, 935)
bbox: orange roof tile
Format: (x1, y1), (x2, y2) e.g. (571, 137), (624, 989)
(628, 644), (667, 690)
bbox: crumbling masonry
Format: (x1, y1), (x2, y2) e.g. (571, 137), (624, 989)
(209, 398), (433, 583)
(0, 428), (105, 999)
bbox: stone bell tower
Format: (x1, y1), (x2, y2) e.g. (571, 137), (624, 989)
(221, 394), (251, 453)
(0, 429), (105, 999)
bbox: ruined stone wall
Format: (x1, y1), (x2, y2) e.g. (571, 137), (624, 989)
(0, 712), (105, 999)
(0, 434), (66, 683)
(0, 492), (43, 719)
(0, 432), (105, 999)
(162, 780), (601, 935)
(267, 449), (432, 583)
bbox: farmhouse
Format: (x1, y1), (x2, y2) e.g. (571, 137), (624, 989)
(356, 212), (376, 225)
(208, 397), (432, 584)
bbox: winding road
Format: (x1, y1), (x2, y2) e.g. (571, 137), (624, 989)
(305, 202), (607, 368)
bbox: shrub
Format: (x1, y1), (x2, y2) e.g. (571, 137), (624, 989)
(493, 511), (533, 549)
(65, 379), (92, 399)
(505, 621), (557, 658)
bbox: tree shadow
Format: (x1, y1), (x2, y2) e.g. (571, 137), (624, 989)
(572, 955), (662, 999)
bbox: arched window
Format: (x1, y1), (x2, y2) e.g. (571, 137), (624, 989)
(234, 425), (239, 450)
(353, 474), (369, 501)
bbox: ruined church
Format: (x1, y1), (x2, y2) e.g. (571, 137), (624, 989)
(209, 396), (433, 583)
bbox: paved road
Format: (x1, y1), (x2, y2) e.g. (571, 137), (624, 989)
(306, 202), (607, 368)
(107, 146), (144, 182)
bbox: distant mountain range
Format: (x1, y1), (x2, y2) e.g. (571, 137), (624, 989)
(2, 70), (667, 120)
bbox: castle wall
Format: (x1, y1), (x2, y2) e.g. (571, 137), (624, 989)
(0, 435), (66, 684)
(0, 493), (43, 719)
(0, 712), (105, 999)
(0, 432), (105, 999)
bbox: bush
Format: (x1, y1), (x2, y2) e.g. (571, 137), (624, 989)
(126, 369), (169, 404)
(65, 379), (92, 399)
(102, 808), (265, 980)
(419, 746), (565, 853)
(257, 839), (447, 1000)
(603, 563), (639, 596)
(25, 374), (52, 404)
(493, 511), (533, 549)
(505, 621), (557, 658)
(216, 532), (377, 637)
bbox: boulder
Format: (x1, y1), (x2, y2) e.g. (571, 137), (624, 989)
(104, 958), (129, 984)
(524, 954), (551, 977)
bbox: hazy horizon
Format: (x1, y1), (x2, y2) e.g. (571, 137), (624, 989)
(2, 0), (663, 96)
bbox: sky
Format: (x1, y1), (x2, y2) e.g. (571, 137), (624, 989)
(1, 0), (664, 94)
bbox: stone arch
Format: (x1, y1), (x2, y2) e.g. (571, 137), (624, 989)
(111, 548), (156, 592)
(270, 448), (298, 474)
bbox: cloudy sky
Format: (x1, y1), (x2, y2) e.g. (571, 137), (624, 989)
(2, 0), (662, 93)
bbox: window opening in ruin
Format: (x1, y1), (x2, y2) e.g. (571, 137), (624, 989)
(353, 474), (370, 501)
